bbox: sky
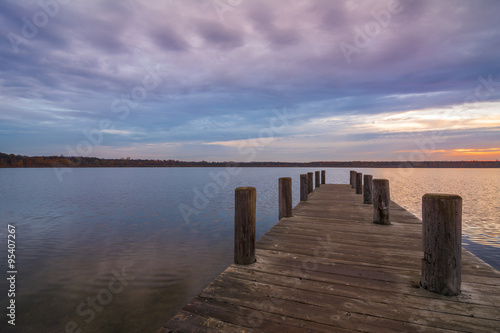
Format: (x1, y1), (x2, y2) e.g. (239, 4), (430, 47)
(0, 0), (499, 162)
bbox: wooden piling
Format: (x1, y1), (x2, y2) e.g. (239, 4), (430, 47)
(355, 172), (362, 194)
(363, 174), (373, 204)
(350, 170), (356, 188)
(300, 174), (308, 201)
(315, 171), (320, 188)
(307, 172), (313, 194)
(279, 177), (293, 220)
(234, 187), (256, 265)
(321, 170), (325, 184)
(421, 194), (462, 296)
(373, 179), (390, 225)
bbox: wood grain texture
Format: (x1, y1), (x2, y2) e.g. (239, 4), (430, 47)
(279, 177), (293, 220)
(234, 187), (256, 265)
(307, 172), (314, 194)
(373, 179), (390, 225)
(421, 194), (462, 296)
(363, 174), (373, 204)
(160, 184), (500, 333)
(355, 172), (363, 194)
(299, 174), (308, 202)
(350, 170), (356, 188)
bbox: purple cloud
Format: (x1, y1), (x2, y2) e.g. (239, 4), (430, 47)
(0, 0), (499, 160)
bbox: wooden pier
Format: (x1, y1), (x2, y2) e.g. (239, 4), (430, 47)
(159, 183), (500, 332)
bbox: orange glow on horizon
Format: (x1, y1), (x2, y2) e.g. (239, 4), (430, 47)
(395, 148), (500, 160)
(433, 148), (500, 159)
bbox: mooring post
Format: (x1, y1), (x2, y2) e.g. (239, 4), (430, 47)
(350, 170), (356, 188)
(363, 174), (373, 204)
(234, 187), (256, 265)
(315, 171), (320, 188)
(307, 172), (313, 194)
(321, 170), (325, 184)
(300, 174), (308, 201)
(355, 172), (363, 194)
(373, 179), (390, 225)
(279, 177), (293, 220)
(421, 194), (462, 296)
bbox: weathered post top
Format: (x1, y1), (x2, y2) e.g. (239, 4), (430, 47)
(315, 171), (320, 188)
(321, 170), (326, 184)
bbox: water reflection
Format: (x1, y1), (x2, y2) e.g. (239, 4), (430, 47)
(362, 168), (500, 248)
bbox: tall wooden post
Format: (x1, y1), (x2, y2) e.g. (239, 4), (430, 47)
(350, 171), (356, 188)
(373, 179), (390, 225)
(363, 174), (373, 204)
(279, 177), (293, 220)
(355, 172), (362, 194)
(321, 170), (325, 184)
(300, 174), (308, 201)
(315, 171), (320, 188)
(234, 187), (256, 265)
(421, 194), (462, 296)
(307, 172), (313, 194)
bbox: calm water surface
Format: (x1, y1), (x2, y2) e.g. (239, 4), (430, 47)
(0, 167), (498, 332)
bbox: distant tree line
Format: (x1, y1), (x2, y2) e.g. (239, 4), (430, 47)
(0, 152), (499, 168)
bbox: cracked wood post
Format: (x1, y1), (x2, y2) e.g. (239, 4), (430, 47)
(350, 170), (357, 188)
(315, 171), (320, 188)
(234, 187), (256, 265)
(279, 177), (293, 220)
(307, 172), (313, 194)
(373, 179), (390, 225)
(321, 170), (325, 184)
(355, 172), (363, 194)
(300, 174), (308, 201)
(363, 174), (373, 204)
(421, 194), (462, 296)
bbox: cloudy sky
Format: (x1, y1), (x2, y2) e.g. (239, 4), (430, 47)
(1, 0), (499, 161)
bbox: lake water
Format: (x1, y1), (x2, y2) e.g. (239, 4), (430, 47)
(0, 167), (498, 332)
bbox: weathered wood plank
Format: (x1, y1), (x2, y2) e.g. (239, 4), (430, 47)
(159, 310), (249, 332)
(183, 296), (357, 333)
(201, 273), (498, 332)
(198, 277), (465, 333)
(223, 267), (500, 321)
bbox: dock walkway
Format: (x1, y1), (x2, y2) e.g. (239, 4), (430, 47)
(160, 184), (500, 332)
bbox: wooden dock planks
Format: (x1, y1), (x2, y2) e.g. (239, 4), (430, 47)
(159, 184), (500, 332)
